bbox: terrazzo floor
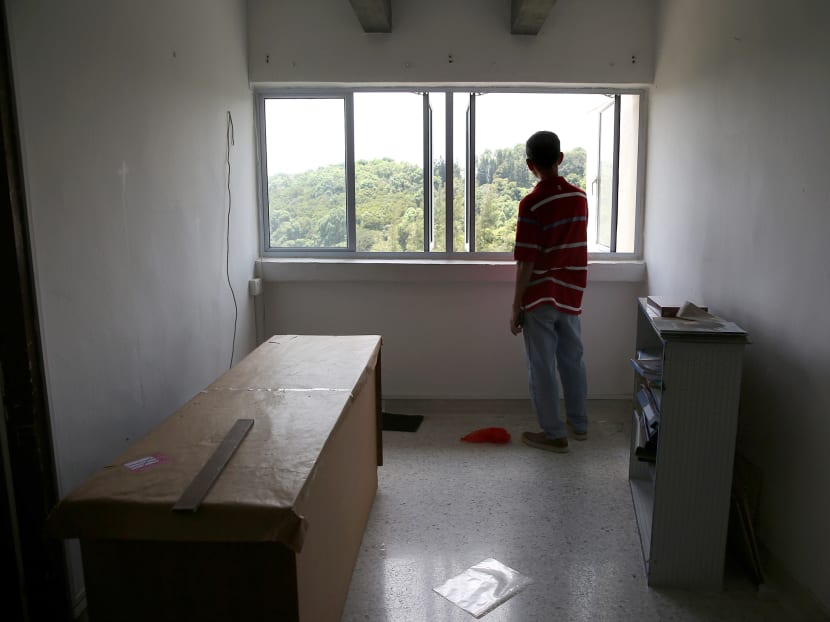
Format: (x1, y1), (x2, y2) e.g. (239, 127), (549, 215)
(340, 400), (823, 622)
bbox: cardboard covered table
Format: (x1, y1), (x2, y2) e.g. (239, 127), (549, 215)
(49, 335), (383, 622)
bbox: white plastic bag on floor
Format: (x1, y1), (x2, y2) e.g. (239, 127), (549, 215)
(433, 558), (533, 618)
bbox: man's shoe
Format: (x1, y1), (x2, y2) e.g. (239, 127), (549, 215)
(567, 421), (588, 441)
(522, 431), (569, 453)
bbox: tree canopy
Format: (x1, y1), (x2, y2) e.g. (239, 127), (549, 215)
(268, 144), (587, 252)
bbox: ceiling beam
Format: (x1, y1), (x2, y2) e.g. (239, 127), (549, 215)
(348, 0), (392, 33)
(511, 0), (557, 35)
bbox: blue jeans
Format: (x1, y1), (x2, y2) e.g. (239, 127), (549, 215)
(522, 305), (588, 439)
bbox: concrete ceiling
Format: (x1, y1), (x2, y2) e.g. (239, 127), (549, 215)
(347, 0), (392, 33)
(347, 0), (557, 35)
(510, 0), (558, 35)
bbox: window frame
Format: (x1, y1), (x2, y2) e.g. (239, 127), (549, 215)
(255, 86), (647, 261)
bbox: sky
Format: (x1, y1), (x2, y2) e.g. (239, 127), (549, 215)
(264, 92), (612, 176)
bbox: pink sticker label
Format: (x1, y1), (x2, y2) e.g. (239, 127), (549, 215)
(123, 453), (170, 472)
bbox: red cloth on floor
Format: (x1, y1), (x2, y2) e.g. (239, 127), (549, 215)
(460, 427), (511, 444)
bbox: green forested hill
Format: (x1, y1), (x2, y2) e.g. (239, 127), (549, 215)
(268, 145), (586, 252)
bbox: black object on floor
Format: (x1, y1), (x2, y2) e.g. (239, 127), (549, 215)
(382, 412), (424, 432)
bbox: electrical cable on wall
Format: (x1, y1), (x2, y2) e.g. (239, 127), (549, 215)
(226, 110), (238, 369)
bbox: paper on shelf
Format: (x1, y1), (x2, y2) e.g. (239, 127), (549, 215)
(676, 301), (719, 322)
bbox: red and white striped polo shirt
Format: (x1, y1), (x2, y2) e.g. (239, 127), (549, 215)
(513, 176), (588, 315)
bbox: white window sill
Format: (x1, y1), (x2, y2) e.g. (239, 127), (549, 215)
(257, 258), (645, 283)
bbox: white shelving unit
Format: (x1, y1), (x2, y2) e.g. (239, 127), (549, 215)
(629, 298), (748, 589)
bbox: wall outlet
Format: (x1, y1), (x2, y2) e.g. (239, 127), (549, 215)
(248, 277), (263, 297)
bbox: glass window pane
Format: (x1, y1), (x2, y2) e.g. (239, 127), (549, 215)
(597, 102), (616, 250)
(264, 98), (347, 249)
(429, 93), (447, 252)
(473, 93), (607, 253)
(615, 94), (640, 254)
(353, 92), (424, 252)
(259, 90), (641, 257)
(452, 93), (468, 252)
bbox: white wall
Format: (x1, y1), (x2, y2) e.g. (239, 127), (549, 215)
(6, 0), (258, 608)
(248, 0), (656, 84)
(262, 262), (644, 399)
(645, 0), (830, 611)
(251, 0), (655, 401)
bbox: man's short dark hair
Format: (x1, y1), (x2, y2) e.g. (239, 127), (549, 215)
(525, 131), (561, 169)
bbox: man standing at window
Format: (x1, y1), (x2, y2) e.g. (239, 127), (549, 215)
(511, 131), (589, 453)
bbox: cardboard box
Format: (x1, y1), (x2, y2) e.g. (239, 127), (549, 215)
(49, 335), (383, 622)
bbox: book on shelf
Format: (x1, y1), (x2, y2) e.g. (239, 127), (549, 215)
(637, 380), (662, 413)
(635, 357), (662, 376)
(647, 296), (708, 318)
(629, 358), (662, 387)
(636, 349), (661, 362)
(635, 409), (653, 441)
(633, 405), (658, 462)
(636, 389), (660, 437)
